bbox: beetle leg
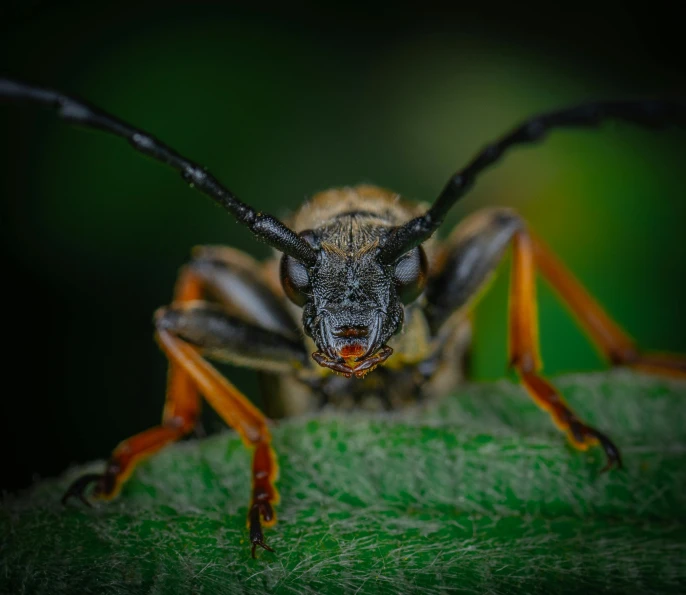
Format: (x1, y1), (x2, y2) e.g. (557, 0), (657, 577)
(531, 234), (686, 378)
(509, 230), (622, 470)
(62, 268), (203, 506)
(425, 208), (523, 333)
(187, 245), (300, 338)
(62, 268), (204, 504)
(421, 209), (519, 398)
(156, 329), (278, 558)
(425, 209), (622, 468)
(63, 250), (303, 555)
(155, 302), (309, 374)
(154, 299), (307, 555)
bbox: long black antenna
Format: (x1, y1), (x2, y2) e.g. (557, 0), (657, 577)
(0, 78), (317, 266)
(379, 100), (686, 264)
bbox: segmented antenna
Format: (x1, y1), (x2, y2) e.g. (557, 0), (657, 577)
(0, 78), (317, 265)
(379, 100), (686, 264)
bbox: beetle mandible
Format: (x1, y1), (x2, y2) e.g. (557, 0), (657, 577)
(2, 78), (685, 557)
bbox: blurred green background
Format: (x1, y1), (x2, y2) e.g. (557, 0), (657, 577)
(1, 3), (684, 493)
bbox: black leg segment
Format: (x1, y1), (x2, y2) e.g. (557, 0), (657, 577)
(187, 246), (299, 338)
(425, 208), (523, 333)
(156, 303), (309, 373)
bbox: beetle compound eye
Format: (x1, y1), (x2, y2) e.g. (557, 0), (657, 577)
(393, 246), (428, 304)
(280, 254), (311, 306)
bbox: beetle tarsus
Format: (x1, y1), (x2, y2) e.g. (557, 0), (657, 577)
(593, 430), (623, 473)
(569, 421), (622, 472)
(251, 538), (275, 559)
(61, 473), (103, 507)
(249, 504), (275, 559)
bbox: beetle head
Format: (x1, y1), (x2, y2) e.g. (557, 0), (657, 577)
(281, 230), (427, 378)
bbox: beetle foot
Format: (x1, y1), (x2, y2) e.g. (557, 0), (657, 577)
(569, 421), (623, 472)
(249, 504), (275, 559)
(593, 430), (623, 473)
(61, 461), (119, 506)
(61, 473), (103, 507)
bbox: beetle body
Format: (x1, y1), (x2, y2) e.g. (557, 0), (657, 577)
(2, 78), (685, 557)
(275, 185), (471, 414)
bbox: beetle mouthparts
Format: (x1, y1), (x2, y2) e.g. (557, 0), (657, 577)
(312, 346), (394, 378)
(333, 326), (369, 338)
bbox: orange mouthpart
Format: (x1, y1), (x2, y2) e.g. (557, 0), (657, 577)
(311, 345), (394, 379)
(339, 343), (366, 361)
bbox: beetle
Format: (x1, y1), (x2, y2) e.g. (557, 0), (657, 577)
(2, 78), (685, 557)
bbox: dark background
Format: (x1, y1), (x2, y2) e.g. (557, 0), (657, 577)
(1, 2), (685, 494)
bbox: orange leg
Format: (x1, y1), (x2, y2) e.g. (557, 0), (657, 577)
(509, 230), (621, 470)
(531, 234), (686, 379)
(64, 261), (288, 556)
(62, 268), (203, 503)
(156, 329), (278, 557)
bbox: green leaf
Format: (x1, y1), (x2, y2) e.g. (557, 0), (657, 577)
(2, 371), (686, 594)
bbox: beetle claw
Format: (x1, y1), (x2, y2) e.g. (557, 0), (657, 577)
(251, 538), (275, 559)
(249, 503), (275, 558)
(594, 431), (623, 473)
(61, 473), (103, 507)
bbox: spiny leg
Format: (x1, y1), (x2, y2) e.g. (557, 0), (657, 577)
(509, 230), (621, 470)
(531, 234), (686, 378)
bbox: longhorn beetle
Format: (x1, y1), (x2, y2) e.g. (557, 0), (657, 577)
(2, 78), (685, 558)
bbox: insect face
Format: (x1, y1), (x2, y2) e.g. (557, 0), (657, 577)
(281, 229), (427, 378)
